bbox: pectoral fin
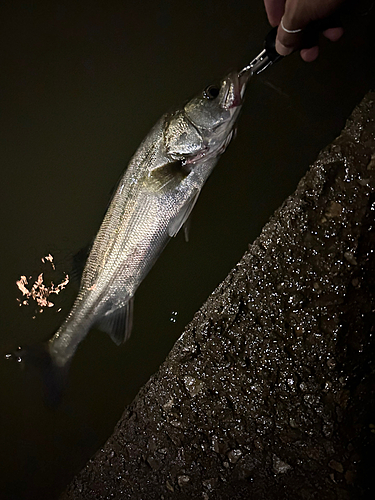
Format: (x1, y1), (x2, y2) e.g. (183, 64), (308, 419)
(96, 298), (134, 345)
(147, 160), (187, 193)
(168, 188), (200, 238)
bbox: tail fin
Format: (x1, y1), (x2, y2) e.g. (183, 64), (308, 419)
(6, 344), (70, 407)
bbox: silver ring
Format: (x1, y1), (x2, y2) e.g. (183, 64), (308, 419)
(281, 18), (303, 34)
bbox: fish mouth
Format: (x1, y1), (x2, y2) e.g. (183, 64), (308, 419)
(238, 71), (250, 99)
(221, 72), (247, 109)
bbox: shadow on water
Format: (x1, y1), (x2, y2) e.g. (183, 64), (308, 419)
(0, 1), (374, 498)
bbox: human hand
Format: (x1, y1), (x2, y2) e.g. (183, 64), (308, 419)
(264, 0), (345, 61)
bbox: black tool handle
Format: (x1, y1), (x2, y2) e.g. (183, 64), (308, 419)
(264, 27), (283, 64)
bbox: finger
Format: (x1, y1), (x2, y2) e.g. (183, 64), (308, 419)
(323, 26), (344, 42)
(264, 0), (286, 27)
(275, 1), (314, 57)
(300, 45), (319, 62)
(275, 22), (304, 56)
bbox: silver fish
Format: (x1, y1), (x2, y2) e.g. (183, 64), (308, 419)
(47, 71), (246, 369)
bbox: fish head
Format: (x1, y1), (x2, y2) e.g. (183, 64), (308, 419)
(164, 72), (246, 163)
(184, 72), (244, 130)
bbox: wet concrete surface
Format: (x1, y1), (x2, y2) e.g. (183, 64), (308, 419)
(62, 94), (375, 499)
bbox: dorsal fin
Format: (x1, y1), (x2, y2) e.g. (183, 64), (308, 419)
(70, 244), (92, 283)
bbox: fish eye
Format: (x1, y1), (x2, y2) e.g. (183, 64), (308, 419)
(203, 85), (220, 100)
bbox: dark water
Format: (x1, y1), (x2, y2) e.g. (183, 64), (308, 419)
(0, 1), (374, 499)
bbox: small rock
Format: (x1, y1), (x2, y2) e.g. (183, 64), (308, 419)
(184, 376), (204, 397)
(253, 438), (263, 451)
(166, 480), (174, 492)
(351, 278), (359, 287)
(178, 475), (190, 487)
(323, 424), (333, 438)
(211, 436), (220, 454)
(327, 358), (336, 369)
(163, 398), (174, 412)
(227, 449), (242, 464)
(329, 459), (344, 473)
(146, 455), (161, 470)
(367, 152), (375, 170)
(344, 251), (358, 266)
(324, 201), (342, 218)
(289, 418), (298, 429)
(170, 419), (182, 428)
(202, 477), (218, 491)
(273, 455), (292, 474)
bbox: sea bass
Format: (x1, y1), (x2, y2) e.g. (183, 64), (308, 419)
(43, 72), (246, 370)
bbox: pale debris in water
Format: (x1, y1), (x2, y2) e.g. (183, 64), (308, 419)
(16, 253), (69, 314)
(41, 253), (56, 270)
